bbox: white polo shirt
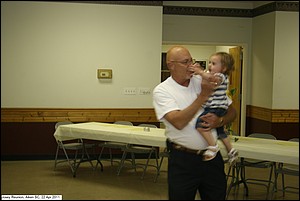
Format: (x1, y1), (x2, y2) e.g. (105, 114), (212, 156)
(153, 75), (231, 150)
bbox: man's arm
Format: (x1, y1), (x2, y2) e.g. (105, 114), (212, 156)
(164, 79), (215, 130)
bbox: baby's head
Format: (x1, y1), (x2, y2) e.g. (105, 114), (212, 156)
(209, 52), (235, 75)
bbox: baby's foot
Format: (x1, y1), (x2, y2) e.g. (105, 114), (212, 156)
(228, 148), (239, 166)
(203, 145), (219, 161)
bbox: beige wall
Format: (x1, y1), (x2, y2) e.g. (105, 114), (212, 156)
(252, 11), (299, 109)
(251, 12), (276, 109)
(162, 14), (252, 110)
(1, 1), (298, 112)
(1, 1), (162, 108)
(273, 12), (299, 109)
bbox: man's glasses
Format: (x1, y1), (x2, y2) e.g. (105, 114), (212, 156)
(170, 58), (196, 65)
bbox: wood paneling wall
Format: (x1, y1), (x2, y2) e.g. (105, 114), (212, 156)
(1, 108), (160, 160)
(1, 108), (158, 123)
(246, 105), (299, 140)
(3, 106), (297, 123)
(246, 105), (299, 123)
(1, 107), (298, 159)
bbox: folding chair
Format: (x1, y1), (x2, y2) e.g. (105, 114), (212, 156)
(154, 147), (169, 182)
(54, 121), (95, 177)
(117, 123), (159, 181)
(238, 133), (277, 199)
(273, 138), (299, 198)
(96, 121), (133, 169)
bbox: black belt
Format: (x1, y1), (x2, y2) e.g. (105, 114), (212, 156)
(169, 141), (206, 156)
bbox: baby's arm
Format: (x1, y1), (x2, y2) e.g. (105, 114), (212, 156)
(190, 65), (221, 84)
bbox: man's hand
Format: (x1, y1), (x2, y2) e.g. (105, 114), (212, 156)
(199, 112), (221, 130)
(199, 105), (237, 131)
(203, 72), (222, 85)
(199, 78), (215, 103)
(188, 65), (221, 85)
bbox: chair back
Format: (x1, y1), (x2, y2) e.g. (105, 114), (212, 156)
(248, 133), (276, 140)
(55, 121), (73, 130)
(114, 121), (134, 126)
(137, 123), (157, 128)
(241, 133), (277, 199)
(289, 138), (299, 142)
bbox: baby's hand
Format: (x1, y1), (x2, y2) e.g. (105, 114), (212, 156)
(201, 71), (221, 86)
(188, 63), (203, 74)
(208, 74), (222, 85)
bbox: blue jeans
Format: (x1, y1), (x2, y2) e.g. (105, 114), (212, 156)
(195, 108), (227, 139)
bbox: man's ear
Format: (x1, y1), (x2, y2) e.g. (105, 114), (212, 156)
(167, 62), (174, 70)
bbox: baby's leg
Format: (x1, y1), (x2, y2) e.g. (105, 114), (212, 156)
(197, 128), (216, 146)
(197, 127), (219, 161)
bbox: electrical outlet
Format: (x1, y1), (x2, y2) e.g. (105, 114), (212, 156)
(139, 88), (151, 95)
(123, 87), (137, 95)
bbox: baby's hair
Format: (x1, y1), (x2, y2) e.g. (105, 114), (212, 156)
(212, 52), (235, 75)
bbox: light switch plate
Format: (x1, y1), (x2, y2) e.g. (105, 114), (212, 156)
(98, 69), (112, 79)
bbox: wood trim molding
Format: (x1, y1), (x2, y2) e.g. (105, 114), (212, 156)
(272, 109), (299, 123)
(163, 2), (299, 17)
(246, 105), (299, 123)
(163, 5), (253, 17)
(1, 108), (158, 123)
(2, 107), (298, 123)
(41, 1), (298, 17)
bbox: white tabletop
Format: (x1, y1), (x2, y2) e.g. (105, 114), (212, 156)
(219, 136), (299, 165)
(54, 122), (167, 147)
(54, 122), (299, 165)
